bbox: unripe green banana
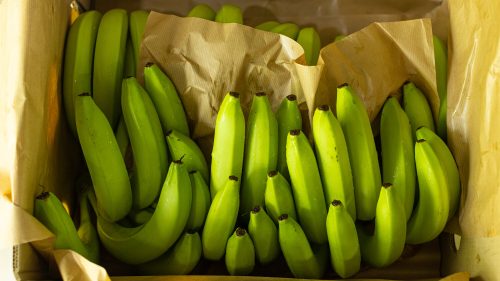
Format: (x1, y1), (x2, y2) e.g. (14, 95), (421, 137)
(75, 93), (132, 222)
(215, 4), (243, 24)
(137, 231), (202, 275)
(187, 4), (216, 20)
(123, 37), (136, 77)
(326, 200), (360, 278)
(433, 35), (448, 140)
(143, 63), (190, 136)
(122, 77), (168, 210)
(336, 83), (381, 221)
(128, 207), (154, 225)
(225, 228), (255, 276)
(416, 126), (460, 220)
(166, 130), (209, 183)
(95, 160), (192, 264)
(186, 171), (211, 230)
(115, 116), (129, 159)
(129, 10), (149, 67)
(271, 23), (300, 40)
(255, 21), (280, 31)
(313, 105), (356, 220)
(278, 214), (327, 279)
(248, 206), (279, 264)
(202, 176), (240, 261)
(264, 171), (297, 224)
(276, 94), (302, 181)
(210, 92), (245, 199)
(63, 10), (101, 137)
(296, 27), (321, 66)
(93, 9), (128, 129)
(380, 97), (416, 221)
(402, 81), (436, 139)
(286, 129), (327, 244)
(406, 139), (450, 244)
(76, 188), (100, 263)
(241, 92), (278, 215)
(334, 34), (346, 42)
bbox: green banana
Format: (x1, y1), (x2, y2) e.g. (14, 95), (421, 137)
(93, 9), (128, 129)
(75, 93), (132, 222)
(255, 21), (280, 31)
(264, 170), (297, 224)
(380, 97), (416, 221)
(128, 207), (154, 225)
(63, 10), (101, 137)
(270, 23), (300, 40)
(278, 214), (327, 279)
(248, 206), (279, 264)
(402, 81), (436, 139)
(215, 4), (243, 24)
(137, 231), (202, 275)
(312, 105), (356, 220)
(286, 129), (327, 244)
(210, 92), (245, 199)
(94, 160), (192, 264)
(122, 77), (168, 210)
(123, 36), (136, 77)
(143, 63), (190, 136)
(186, 171), (211, 230)
(406, 139), (450, 244)
(129, 10), (149, 66)
(240, 92), (278, 216)
(336, 83), (381, 221)
(115, 116), (129, 159)
(334, 34), (346, 42)
(433, 35), (448, 140)
(202, 176), (240, 261)
(276, 94), (302, 181)
(296, 27), (321, 66)
(166, 130), (209, 182)
(187, 4), (216, 20)
(326, 200), (360, 278)
(225, 228), (255, 276)
(415, 126), (460, 220)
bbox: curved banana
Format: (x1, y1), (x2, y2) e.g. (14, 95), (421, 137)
(240, 92), (278, 216)
(276, 94), (302, 181)
(215, 4), (243, 24)
(122, 77), (168, 210)
(271, 23), (300, 40)
(123, 37), (136, 77)
(248, 206), (279, 264)
(143, 63), (190, 136)
(186, 171), (211, 230)
(433, 35), (448, 140)
(264, 170), (297, 224)
(63, 10), (101, 137)
(129, 10), (149, 66)
(95, 160), (192, 264)
(115, 116), (129, 159)
(336, 83), (381, 221)
(313, 105), (356, 220)
(326, 200), (360, 278)
(210, 92), (245, 199)
(380, 97), (416, 221)
(297, 27), (321, 66)
(187, 4), (216, 20)
(202, 175), (240, 261)
(255, 21), (280, 31)
(415, 126), (460, 220)
(225, 228), (255, 276)
(286, 129), (327, 244)
(75, 93), (132, 222)
(402, 81), (436, 139)
(137, 231), (202, 275)
(278, 214), (327, 279)
(166, 130), (209, 182)
(93, 9), (128, 129)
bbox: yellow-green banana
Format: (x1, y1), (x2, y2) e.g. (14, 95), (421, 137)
(286, 129), (327, 244)
(225, 228), (255, 276)
(63, 10), (101, 137)
(94, 160), (192, 264)
(123, 37), (136, 77)
(336, 84), (381, 221)
(241, 92), (278, 216)
(276, 94), (302, 181)
(128, 207), (154, 225)
(187, 4), (216, 20)
(433, 35), (448, 140)
(264, 170), (297, 224)
(115, 115), (129, 159)
(255, 21), (280, 31)
(403, 81), (436, 139)
(93, 9), (128, 129)
(357, 183), (406, 267)
(334, 34), (346, 42)
(129, 10), (149, 66)
(143, 63), (190, 136)
(380, 97), (416, 221)
(210, 92), (245, 199)
(202, 176), (240, 261)
(313, 105), (356, 220)
(75, 93), (132, 222)
(271, 23), (300, 40)
(248, 206), (279, 264)
(296, 27), (321, 66)
(166, 129), (209, 182)
(186, 171), (211, 231)
(215, 4), (243, 24)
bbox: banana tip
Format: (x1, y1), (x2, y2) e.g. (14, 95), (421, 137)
(236, 227), (246, 236)
(382, 183), (393, 188)
(78, 92), (91, 97)
(255, 92), (266, 97)
(289, 129), (301, 136)
(331, 200), (342, 207)
(337, 82), (349, 89)
(286, 94), (297, 101)
(267, 170), (278, 177)
(417, 139), (426, 143)
(278, 214), (288, 221)
(36, 192), (50, 200)
(229, 91), (240, 98)
(318, 104), (329, 111)
(165, 130), (173, 137)
(229, 175), (239, 181)
(251, 206), (261, 213)
(145, 62), (155, 67)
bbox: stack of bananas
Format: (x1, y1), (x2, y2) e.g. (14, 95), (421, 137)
(33, 4), (459, 279)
